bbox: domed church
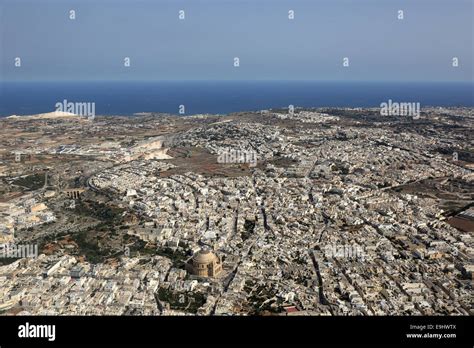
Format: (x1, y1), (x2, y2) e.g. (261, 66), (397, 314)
(185, 249), (223, 278)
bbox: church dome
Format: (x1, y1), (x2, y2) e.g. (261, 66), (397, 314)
(186, 248), (223, 278)
(192, 249), (218, 264)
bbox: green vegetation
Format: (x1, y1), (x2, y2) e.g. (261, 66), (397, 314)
(11, 173), (45, 191)
(74, 200), (124, 222)
(0, 258), (19, 266)
(128, 239), (160, 257)
(156, 247), (188, 268)
(73, 230), (112, 264)
(242, 219), (255, 241)
(157, 287), (206, 314)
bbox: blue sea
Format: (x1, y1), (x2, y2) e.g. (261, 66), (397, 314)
(0, 81), (472, 117)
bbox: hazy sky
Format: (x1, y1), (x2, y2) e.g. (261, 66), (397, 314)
(0, 0), (472, 81)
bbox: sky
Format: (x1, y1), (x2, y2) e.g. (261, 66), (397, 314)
(0, 0), (472, 82)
